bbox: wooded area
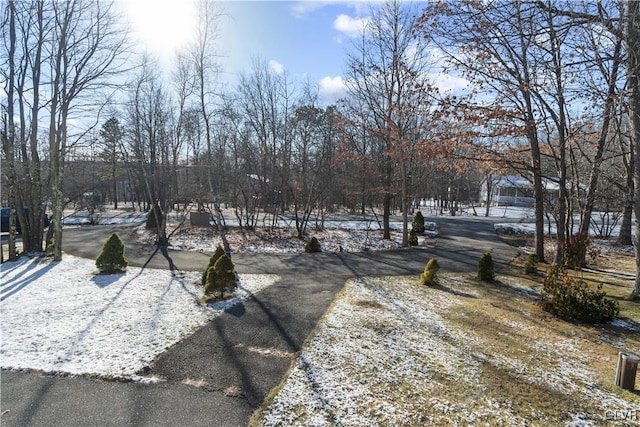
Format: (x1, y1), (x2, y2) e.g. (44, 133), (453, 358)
(2, 0), (640, 296)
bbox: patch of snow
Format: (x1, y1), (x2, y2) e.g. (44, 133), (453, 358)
(494, 223), (536, 235)
(0, 255), (277, 380)
(610, 319), (640, 332)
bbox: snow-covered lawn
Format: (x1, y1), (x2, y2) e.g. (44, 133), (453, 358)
(255, 276), (640, 426)
(0, 255), (277, 381)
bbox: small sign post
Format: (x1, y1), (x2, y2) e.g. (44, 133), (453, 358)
(615, 352), (640, 391)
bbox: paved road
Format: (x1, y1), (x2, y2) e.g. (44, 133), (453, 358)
(1, 216), (517, 427)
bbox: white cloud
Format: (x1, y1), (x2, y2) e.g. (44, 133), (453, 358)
(292, 1), (372, 19)
(291, 1), (328, 19)
(269, 59), (285, 75)
(431, 73), (469, 93)
(333, 14), (370, 38)
(318, 75), (348, 105)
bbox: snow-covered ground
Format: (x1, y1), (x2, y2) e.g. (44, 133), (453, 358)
(466, 205), (628, 240)
(0, 254), (278, 381)
(257, 277), (637, 426)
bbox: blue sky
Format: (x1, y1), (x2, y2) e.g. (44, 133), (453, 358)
(219, 1), (373, 102)
(123, 1), (380, 104)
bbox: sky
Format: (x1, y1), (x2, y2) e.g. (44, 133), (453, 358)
(120, 0), (392, 105)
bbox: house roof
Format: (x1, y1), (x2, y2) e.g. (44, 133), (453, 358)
(490, 174), (560, 191)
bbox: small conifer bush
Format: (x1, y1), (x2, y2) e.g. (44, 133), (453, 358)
(214, 254), (238, 295)
(202, 245), (226, 285)
(408, 229), (419, 246)
(524, 253), (539, 274)
(412, 211), (425, 234)
(305, 236), (321, 253)
(204, 254), (238, 299)
(204, 266), (220, 296)
(96, 232), (128, 274)
(420, 258), (440, 286)
(477, 251), (495, 281)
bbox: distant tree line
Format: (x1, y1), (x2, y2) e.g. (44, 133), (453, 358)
(2, 0), (640, 297)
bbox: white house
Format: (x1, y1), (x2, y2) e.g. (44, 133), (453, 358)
(480, 175), (559, 207)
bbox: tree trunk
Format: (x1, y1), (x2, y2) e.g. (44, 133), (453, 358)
(618, 194), (633, 246)
(578, 40), (623, 264)
(627, 0), (640, 298)
(383, 193), (392, 240)
(4, 1), (18, 261)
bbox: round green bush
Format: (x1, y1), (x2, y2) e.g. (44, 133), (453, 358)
(477, 252), (495, 281)
(96, 232), (128, 274)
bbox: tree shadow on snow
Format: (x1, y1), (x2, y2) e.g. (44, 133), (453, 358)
(0, 259), (58, 302)
(90, 272), (126, 288)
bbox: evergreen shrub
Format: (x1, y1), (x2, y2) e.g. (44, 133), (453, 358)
(477, 252), (495, 281)
(412, 211), (425, 234)
(96, 232), (128, 274)
(539, 263), (619, 323)
(305, 236), (321, 253)
(204, 253), (238, 298)
(202, 245), (226, 285)
(214, 254), (238, 295)
(204, 266), (220, 296)
(420, 258), (440, 286)
(409, 229), (419, 246)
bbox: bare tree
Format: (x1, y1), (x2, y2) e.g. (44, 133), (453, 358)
(237, 58), (296, 228)
(534, 0), (640, 295)
(419, 0), (557, 261)
(6, 0), (129, 261)
(1, 1), (50, 254)
(125, 58), (175, 246)
(188, 2), (224, 202)
(2, 0), (20, 261)
(346, 0), (436, 246)
(288, 88), (337, 238)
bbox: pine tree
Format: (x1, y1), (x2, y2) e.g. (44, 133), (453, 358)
(96, 232), (128, 274)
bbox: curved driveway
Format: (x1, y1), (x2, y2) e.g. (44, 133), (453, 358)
(1, 216), (517, 427)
